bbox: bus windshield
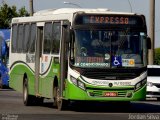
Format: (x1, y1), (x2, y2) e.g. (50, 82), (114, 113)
(72, 29), (147, 68)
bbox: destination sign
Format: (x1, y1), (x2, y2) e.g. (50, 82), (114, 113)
(88, 16), (129, 24)
(74, 14), (144, 26)
(76, 57), (104, 63)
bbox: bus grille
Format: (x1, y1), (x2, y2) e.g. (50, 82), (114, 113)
(83, 71), (136, 80)
(72, 66), (146, 80)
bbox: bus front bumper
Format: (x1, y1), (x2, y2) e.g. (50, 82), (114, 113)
(64, 82), (146, 101)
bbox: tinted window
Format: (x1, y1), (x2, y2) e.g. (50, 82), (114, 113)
(29, 23), (36, 53)
(11, 24), (18, 53)
(51, 22), (61, 54)
(44, 22), (52, 54)
(23, 24), (30, 53)
(17, 24), (23, 53)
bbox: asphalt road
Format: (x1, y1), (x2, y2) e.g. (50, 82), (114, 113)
(0, 89), (160, 120)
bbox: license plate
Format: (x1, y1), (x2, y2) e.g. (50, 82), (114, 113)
(104, 92), (117, 97)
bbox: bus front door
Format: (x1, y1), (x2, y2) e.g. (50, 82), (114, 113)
(35, 24), (43, 96)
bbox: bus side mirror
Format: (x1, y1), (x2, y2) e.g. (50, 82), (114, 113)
(147, 37), (151, 49)
(62, 20), (71, 43)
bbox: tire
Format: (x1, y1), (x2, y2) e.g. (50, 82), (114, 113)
(23, 78), (44, 106)
(23, 78), (34, 106)
(53, 86), (58, 107)
(53, 86), (69, 110)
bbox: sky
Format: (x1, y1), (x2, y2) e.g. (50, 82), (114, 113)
(2, 0), (160, 48)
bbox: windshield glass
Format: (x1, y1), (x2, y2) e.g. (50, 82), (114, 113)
(72, 29), (147, 68)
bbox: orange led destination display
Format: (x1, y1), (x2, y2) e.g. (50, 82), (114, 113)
(89, 16), (129, 24)
(76, 57), (104, 63)
(74, 15), (144, 26)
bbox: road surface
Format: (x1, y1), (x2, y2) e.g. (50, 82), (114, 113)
(0, 89), (160, 120)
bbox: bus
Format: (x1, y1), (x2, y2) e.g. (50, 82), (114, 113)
(9, 8), (151, 110)
(0, 29), (10, 88)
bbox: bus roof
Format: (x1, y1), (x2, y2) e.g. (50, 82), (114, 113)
(11, 8), (137, 24)
(33, 8), (135, 16)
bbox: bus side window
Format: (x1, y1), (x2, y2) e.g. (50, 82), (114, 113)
(29, 23), (36, 53)
(17, 24), (24, 53)
(51, 22), (61, 54)
(44, 22), (52, 54)
(23, 24), (30, 53)
(11, 24), (18, 53)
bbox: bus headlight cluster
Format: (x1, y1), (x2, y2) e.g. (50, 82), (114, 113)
(135, 79), (147, 91)
(70, 76), (86, 90)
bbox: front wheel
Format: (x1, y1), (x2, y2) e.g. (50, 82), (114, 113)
(23, 78), (44, 106)
(53, 86), (69, 110)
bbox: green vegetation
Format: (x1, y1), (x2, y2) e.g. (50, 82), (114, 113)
(0, 3), (29, 29)
(154, 48), (160, 65)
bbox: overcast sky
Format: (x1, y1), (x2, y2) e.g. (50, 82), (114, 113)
(3, 0), (160, 48)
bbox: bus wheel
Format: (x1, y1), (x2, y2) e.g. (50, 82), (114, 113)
(53, 86), (58, 107)
(23, 78), (34, 106)
(53, 86), (69, 110)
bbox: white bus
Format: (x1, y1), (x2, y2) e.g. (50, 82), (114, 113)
(9, 8), (150, 110)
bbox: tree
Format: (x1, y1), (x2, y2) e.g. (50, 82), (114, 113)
(0, 3), (29, 29)
(154, 48), (160, 65)
(18, 7), (30, 17)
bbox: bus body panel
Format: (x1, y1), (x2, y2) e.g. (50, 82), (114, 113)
(9, 63), (35, 94)
(39, 58), (60, 98)
(9, 57), (60, 98)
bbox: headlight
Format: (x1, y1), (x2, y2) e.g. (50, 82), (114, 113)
(78, 81), (85, 90)
(135, 82), (141, 90)
(70, 76), (86, 90)
(70, 76), (77, 86)
(135, 79), (147, 91)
